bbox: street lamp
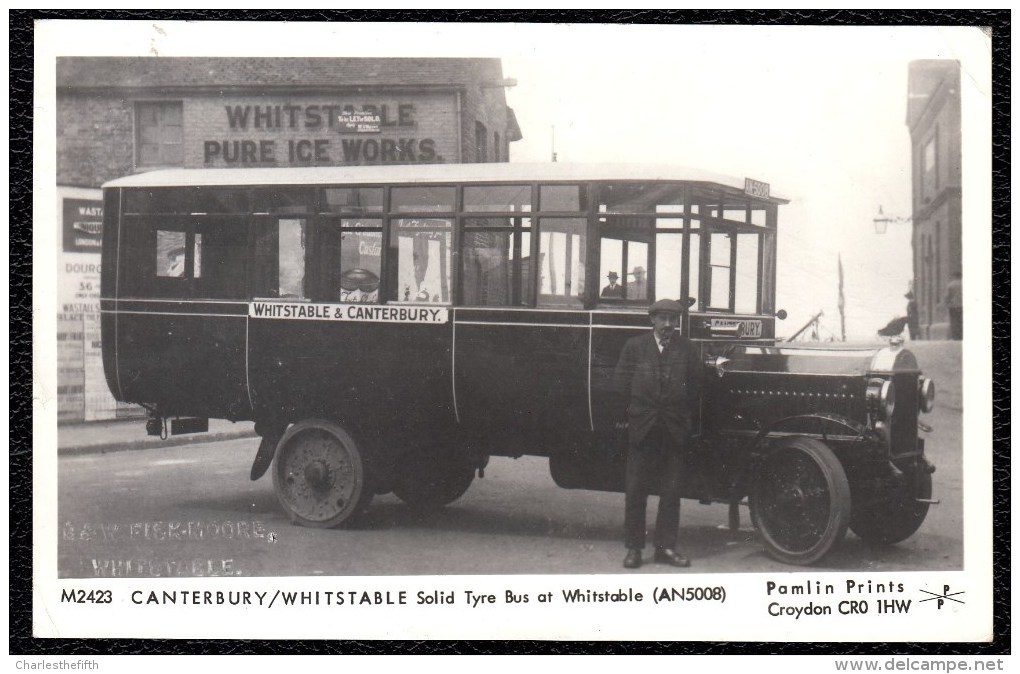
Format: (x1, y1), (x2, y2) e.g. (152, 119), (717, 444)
(873, 205), (911, 234)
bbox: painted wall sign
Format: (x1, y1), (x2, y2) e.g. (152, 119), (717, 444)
(249, 302), (449, 324)
(63, 198), (104, 252)
(203, 101), (444, 166)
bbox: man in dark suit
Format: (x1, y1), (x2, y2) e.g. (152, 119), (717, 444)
(612, 298), (700, 569)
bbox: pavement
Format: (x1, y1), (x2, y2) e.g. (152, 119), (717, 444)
(57, 417), (257, 455)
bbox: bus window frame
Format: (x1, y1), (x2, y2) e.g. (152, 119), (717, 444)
(114, 179), (780, 316)
(385, 183), (457, 306)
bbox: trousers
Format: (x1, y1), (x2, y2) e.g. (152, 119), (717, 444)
(949, 308), (963, 340)
(624, 425), (684, 550)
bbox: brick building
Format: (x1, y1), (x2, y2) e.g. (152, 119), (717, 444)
(55, 57), (522, 422)
(906, 60), (961, 339)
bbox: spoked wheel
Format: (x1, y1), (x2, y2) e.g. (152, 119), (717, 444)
(271, 419), (372, 528)
(850, 469), (932, 544)
(750, 436), (851, 565)
(392, 450), (476, 509)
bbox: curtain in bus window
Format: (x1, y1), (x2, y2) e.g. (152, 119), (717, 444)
(253, 219), (307, 299)
(538, 218), (585, 308)
(278, 219), (307, 298)
(735, 233), (760, 314)
(391, 219), (451, 303)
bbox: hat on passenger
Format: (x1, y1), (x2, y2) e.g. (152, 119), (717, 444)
(648, 299), (685, 316)
(607, 271), (619, 280)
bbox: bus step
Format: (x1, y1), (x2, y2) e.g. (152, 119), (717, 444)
(171, 417), (209, 436)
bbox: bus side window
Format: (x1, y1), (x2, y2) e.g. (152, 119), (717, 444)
(461, 216), (531, 307)
(193, 219), (248, 299)
(156, 230), (187, 278)
(598, 235), (648, 303)
(322, 219), (382, 303)
(388, 218), (452, 304)
(253, 218), (308, 299)
(537, 217), (586, 308)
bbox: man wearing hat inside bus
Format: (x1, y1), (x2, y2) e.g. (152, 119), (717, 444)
(601, 271), (624, 298)
(612, 298), (700, 569)
(628, 266), (647, 300)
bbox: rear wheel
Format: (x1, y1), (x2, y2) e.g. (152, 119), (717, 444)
(271, 419), (372, 528)
(392, 450), (475, 509)
(850, 470), (932, 544)
(750, 436), (851, 565)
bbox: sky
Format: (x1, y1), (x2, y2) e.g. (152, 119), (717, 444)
(35, 21), (991, 340)
(495, 25), (991, 339)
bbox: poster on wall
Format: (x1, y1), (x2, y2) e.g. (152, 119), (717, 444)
(57, 194), (134, 421)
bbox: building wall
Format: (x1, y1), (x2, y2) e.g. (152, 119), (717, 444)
(907, 60), (962, 339)
(57, 97), (136, 187)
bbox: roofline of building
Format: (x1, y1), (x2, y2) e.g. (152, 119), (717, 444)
(58, 83), (468, 97)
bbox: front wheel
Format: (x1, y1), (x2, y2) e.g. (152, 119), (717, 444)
(271, 419), (373, 528)
(750, 436), (851, 565)
(850, 470), (932, 544)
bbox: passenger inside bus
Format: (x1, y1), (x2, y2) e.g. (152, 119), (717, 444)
(628, 266), (647, 300)
(601, 271), (623, 298)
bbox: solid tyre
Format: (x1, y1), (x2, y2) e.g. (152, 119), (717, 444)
(850, 470), (932, 545)
(750, 436), (851, 565)
(392, 452), (475, 509)
(270, 419), (372, 528)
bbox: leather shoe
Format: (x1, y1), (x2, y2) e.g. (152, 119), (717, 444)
(623, 548), (642, 569)
(653, 548), (691, 567)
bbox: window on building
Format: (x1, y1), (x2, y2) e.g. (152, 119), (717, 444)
(475, 122), (488, 162)
(136, 102), (184, 167)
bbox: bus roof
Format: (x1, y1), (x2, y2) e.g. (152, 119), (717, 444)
(103, 163), (789, 203)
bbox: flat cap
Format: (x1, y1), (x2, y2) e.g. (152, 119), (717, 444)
(648, 298), (685, 315)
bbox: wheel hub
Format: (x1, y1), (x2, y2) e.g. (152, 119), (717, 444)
(303, 459), (332, 490)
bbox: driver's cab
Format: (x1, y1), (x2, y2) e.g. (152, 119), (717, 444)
(594, 180), (780, 341)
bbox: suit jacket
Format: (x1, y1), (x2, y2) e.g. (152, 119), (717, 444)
(612, 331), (701, 451)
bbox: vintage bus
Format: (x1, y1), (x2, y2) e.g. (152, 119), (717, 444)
(100, 163), (937, 565)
